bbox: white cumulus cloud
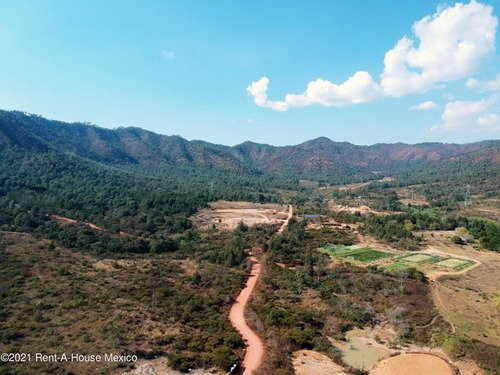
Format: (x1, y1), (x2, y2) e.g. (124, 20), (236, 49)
(433, 96), (500, 131)
(248, 0), (497, 110)
(247, 72), (380, 111)
(411, 101), (438, 110)
(466, 73), (500, 91)
(381, 0), (497, 96)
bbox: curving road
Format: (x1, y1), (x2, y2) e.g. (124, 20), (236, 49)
(229, 204), (293, 374)
(229, 254), (264, 374)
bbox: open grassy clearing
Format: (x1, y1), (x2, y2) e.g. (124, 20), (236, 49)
(318, 245), (393, 263)
(382, 262), (411, 271)
(397, 253), (436, 263)
(318, 244), (360, 255)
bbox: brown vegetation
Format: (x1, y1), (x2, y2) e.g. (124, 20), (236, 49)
(0, 230), (252, 374)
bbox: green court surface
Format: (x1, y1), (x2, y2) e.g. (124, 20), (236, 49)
(397, 253), (435, 263)
(436, 258), (474, 270)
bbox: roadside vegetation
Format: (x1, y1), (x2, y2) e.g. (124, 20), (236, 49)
(248, 221), (441, 375)
(0, 224), (271, 374)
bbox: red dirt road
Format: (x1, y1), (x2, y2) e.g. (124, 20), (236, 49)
(229, 205), (292, 374)
(229, 255), (264, 375)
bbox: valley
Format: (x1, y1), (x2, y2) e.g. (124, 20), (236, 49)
(0, 112), (499, 375)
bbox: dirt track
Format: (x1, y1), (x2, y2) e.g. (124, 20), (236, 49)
(229, 254), (264, 375)
(278, 205), (293, 234)
(229, 205), (293, 374)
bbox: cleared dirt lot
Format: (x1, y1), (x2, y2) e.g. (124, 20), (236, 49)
(328, 201), (391, 216)
(292, 350), (349, 375)
(369, 353), (457, 375)
(191, 201), (289, 231)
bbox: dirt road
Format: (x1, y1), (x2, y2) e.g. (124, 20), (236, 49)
(278, 204), (293, 234)
(229, 254), (264, 375)
(229, 204), (293, 374)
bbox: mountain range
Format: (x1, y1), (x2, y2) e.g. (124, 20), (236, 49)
(1, 110), (499, 185)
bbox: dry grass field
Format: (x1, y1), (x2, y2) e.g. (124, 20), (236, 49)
(458, 198), (500, 222)
(419, 230), (500, 347)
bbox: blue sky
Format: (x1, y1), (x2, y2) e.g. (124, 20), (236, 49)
(1, 0), (500, 146)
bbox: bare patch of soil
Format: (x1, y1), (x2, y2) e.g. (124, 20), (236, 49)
(369, 353), (457, 375)
(453, 359), (484, 375)
(123, 357), (223, 375)
(192, 201), (289, 231)
(323, 177), (395, 192)
(292, 350), (350, 375)
(328, 201), (390, 216)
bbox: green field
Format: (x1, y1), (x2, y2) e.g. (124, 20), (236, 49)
(382, 262), (411, 271)
(318, 245), (392, 263)
(319, 244), (359, 256)
(436, 258), (475, 270)
(397, 253), (436, 263)
(386, 253), (476, 272)
(344, 249), (393, 262)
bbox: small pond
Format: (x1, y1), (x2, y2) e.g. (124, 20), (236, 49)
(334, 329), (388, 370)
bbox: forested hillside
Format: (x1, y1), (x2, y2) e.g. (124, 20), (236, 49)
(1, 110), (498, 249)
(1, 109), (499, 375)
(1, 110), (499, 187)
